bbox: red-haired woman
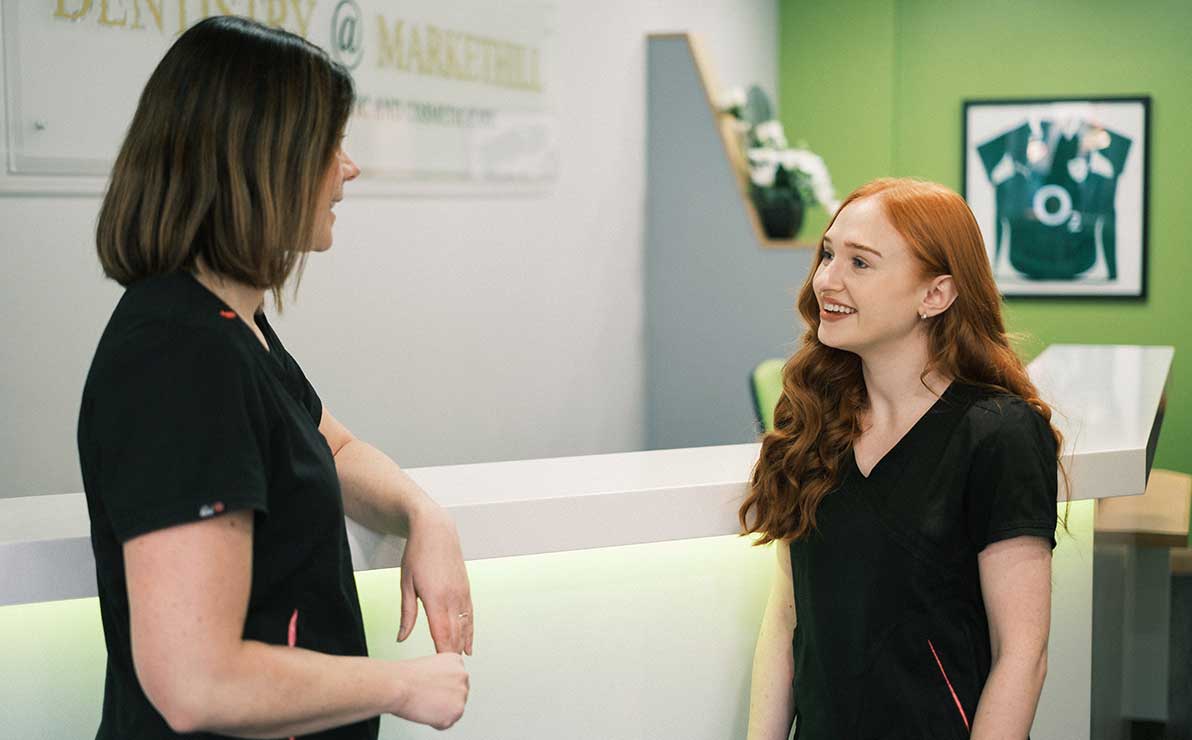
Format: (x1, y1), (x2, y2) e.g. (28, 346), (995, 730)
(742, 178), (1062, 740)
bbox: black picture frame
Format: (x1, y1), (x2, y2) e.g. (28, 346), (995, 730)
(962, 96), (1150, 299)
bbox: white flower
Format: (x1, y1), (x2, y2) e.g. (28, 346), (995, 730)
(719, 87), (747, 113)
(780, 148), (838, 210)
(747, 148), (780, 186)
(753, 120), (788, 149)
(750, 160), (779, 188)
(780, 149), (825, 178)
(747, 147), (780, 167)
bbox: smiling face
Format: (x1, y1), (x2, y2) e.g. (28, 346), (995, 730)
(311, 145), (361, 252)
(812, 195), (943, 356)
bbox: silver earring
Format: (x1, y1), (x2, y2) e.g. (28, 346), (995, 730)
(919, 312), (928, 320)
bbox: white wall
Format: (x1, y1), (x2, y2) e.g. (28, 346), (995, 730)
(0, 1), (778, 498)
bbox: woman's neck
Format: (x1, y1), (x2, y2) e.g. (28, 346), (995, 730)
(859, 337), (951, 427)
(192, 263), (267, 321)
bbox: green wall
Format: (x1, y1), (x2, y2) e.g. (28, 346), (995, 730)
(779, 0), (1192, 475)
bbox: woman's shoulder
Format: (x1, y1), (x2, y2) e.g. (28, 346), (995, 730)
(965, 386), (1036, 419)
(953, 383), (1053, 449)
(88, 275), (260, 389)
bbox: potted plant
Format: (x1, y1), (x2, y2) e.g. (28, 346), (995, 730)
(720, 86), (838, 240)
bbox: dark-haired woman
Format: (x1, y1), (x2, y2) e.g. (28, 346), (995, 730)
(743, 179), (1061, 740)
(78, 16), (469, 739)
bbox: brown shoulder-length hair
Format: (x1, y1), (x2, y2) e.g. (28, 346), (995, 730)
(96, 15), (355, 307)
(739, 177), (1066, 544)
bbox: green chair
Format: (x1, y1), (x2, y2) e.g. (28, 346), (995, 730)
(750, 358), (785, 433)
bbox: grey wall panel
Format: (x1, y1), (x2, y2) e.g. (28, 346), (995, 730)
(645, 36), (812, 450)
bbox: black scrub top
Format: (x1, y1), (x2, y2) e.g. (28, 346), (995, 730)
(789, 382), (1058, 740)
(77, 271), (378, 740)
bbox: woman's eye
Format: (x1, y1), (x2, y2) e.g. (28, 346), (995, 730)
(852, 257), (869, 269)
(820, 249), (833, 261)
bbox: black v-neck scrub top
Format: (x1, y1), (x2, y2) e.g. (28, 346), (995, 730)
(77, 272), (377, 740)
(788, 383), (1058, 740)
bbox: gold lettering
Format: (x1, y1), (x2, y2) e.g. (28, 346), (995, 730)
(462, 35), (477, 81)
(374, 19), (545, 93)
(54, 0), (93, 19)
(408, 25), (426, 74)
(426, 26), (443, 76)
(131, 0), (163, 30)
(221, 0), (259, 19)
(99, 0), (127, 27)
(376, 17), (407, 70)
(264, 0), (285, 27)
(510, 45), (522, 88)
(514, 45), (526, 88)
(493, 44), (511, 87)
(289, 0), (314, 37)
(480, 38), (494, 84)
(176, 0), (213, 35)
(441, 30), (454, 77)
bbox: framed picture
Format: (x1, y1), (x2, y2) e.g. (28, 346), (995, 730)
(963, 96), (1150, 299)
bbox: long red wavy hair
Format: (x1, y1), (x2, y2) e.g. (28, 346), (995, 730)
(739, 178), (1065, 544)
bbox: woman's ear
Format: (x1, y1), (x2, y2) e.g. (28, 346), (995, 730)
(919, 274), (957, 319)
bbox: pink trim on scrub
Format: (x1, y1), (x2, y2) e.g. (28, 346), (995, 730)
(928, 638), (970, 731)
(288, 609), (298, 740)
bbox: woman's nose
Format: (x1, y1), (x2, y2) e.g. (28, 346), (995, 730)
(813, 259), (841, 291)
(342, 151), (361, 181)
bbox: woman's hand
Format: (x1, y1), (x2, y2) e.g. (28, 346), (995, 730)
(318, 409), (475, 654)
(124, 510), (468, 738)
(399, 502), (474, 655)
(389, 653), (470, 730)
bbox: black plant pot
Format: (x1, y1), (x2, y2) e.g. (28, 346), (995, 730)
(751, 186), (805, 240)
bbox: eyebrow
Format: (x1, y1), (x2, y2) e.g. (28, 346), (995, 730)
(822, 236), (883, 258)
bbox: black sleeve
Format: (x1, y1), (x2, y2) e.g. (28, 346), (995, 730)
(92, 323), (271, 541)
(964, 400), (1059, 551)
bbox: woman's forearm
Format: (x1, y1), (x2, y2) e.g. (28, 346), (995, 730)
(162, 641), (401, 737)
(969, 651), (1047, 740)
(746, 593), (796, 739)
(334, 438), (434, 537)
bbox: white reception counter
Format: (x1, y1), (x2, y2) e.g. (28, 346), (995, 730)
(1, 344), (1173, 604)
(0, 343), (1175, 740)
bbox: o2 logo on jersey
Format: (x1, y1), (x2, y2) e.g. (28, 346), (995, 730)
(1032, 185), (1082, 233)
(330, 0), (364, 71)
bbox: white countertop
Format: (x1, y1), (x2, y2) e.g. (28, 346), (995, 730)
(1030, 344), (1172, 506)
(0, 344), (1173, 606)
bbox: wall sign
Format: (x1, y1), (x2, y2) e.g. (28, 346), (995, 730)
(0, 0), (558, 195)
(963, 96), (1150, 299)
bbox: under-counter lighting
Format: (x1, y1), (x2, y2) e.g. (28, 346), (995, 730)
(1, 534), (774, 739)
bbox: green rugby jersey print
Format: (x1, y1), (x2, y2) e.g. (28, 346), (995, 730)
(977, 118), (1131, 282)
